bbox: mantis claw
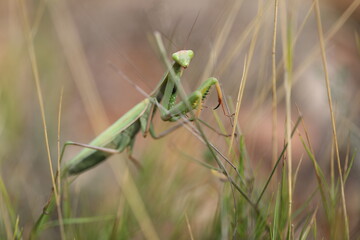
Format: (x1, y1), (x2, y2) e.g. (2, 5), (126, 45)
(213, 102), (221, 110)
(214, 82), (227, 116)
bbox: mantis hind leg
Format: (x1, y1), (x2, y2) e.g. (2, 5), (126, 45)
(126, 137), (143, 169)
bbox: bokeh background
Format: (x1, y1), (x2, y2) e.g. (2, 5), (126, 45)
(0, 0), (359, 239)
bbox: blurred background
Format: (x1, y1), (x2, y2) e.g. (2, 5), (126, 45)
(0, 0), (359, 239)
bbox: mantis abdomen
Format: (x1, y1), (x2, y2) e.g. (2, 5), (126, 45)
(67, 121), (141, 175)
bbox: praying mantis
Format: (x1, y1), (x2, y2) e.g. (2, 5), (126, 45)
(30, 49), (226, 238)
(62, 49), (225, 175)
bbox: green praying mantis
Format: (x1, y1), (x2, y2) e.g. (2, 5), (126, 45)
(31, 49), (226, 238)
(61, 49), (225, 175)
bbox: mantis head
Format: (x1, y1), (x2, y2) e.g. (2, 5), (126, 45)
(172, 50), (194, 68)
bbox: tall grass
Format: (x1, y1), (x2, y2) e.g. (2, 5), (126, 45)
(0, 0), (359, 239)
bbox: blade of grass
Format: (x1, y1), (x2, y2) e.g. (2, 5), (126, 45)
(271, 185), (281, 240)
(313, 0), (349, 238)
(212, 110), (232, 146)
(11, 216), (20, 240)
(271, 0), (279, 177)
(312, 217), (318, 240)
(279, 0), (295, 235)
(110, 196), (125, 240)
(199, 0), (244, 83)
(56, 87), (65, 235)
(170, 143), (223, 172)
(16, 0), (65, 238)
(0, 186), (13, 239)
(44, 215), (115, 229)
(292, 155), (303, 191)
(117, 168), (160, 240)
(253, 0), (360, 121)
(256, 116), (302, 205)
(0, 175), (17, 233)
(298, 134), (330, 220)
(344, 137), (350, 175)
(57, 88), (64, 194)
(299, 208), (318, 240)
(217, 0), (271, 76)
(292, 189), (318, 221)
(294, 109), (332, 220)
(280, 162), (289, 238)
(185, 213), (195, 240)
(344, 150), (356, 183)
(228, 56), (247, 155)
(31, 0), (47, 37)
(250, 1), (313, 112)
(228, 0), (264, 156)
(47, 0), (109, 132)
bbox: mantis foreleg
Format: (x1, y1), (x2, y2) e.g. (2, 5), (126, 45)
(159, 77), (224, 121)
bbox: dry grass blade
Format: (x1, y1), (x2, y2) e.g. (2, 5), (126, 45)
(47, 0), (109, 133)
(256, 116), (302, 205)
(228, 57), (247, 155)
(16, 0), (65, 239)
(217, 0), (271, 76)
(117, 169), (160, 240)
(252, 0), (360, 117)
(271, 0), (279, 171)
(228, 1), (263, 155)
(31, 0), (47, 37)
(279, 0), (294, 235)
(199, 0), (243, 82)
(251, 1), (314, 112)
(185, 213), (195, 240)
(313, 0), (349, 238)
(281, 0), (360, 102)
(57, 88), (64, 203)
(56, 87), (65, 235)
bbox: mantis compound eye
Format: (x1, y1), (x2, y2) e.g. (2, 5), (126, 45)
(172, 50), (194, 68)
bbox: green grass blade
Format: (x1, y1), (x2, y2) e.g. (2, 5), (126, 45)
(256, 116), (302, 205)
